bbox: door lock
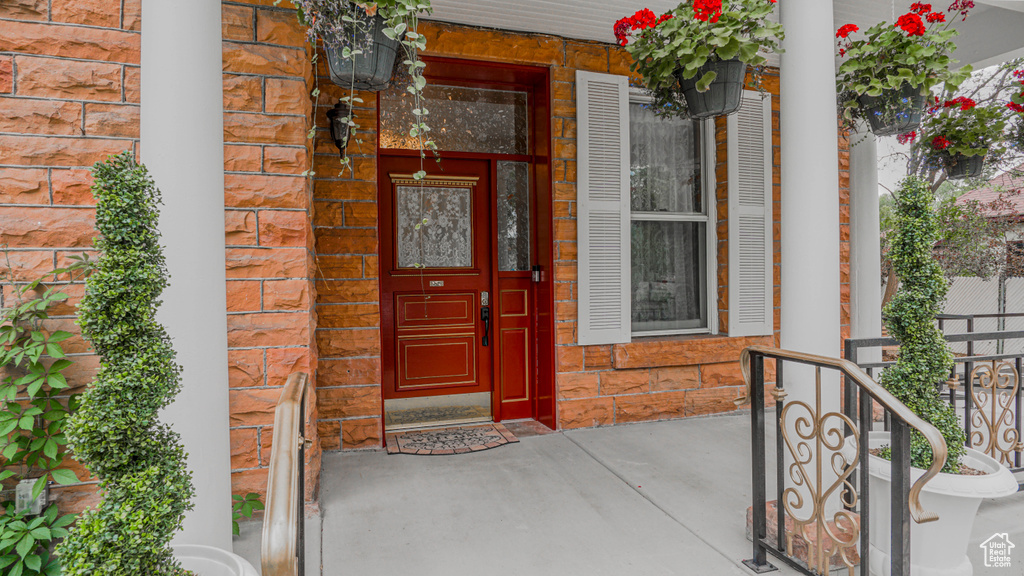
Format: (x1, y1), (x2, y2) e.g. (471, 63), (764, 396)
(480, 305), (491, 347)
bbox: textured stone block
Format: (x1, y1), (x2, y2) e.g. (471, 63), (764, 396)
(318, 385), (381, 419)
(15, 57), (122, 101)
(0, 168), (48, 204)
(316, 328), (381, 358)
(84, 103), (139, 138)
(0, 99), (82, 135)
(222, 4), (255, 42)
(223, 42), (306, 77)
(651, 366), (700, 391)
(224, 145), (263, 173)
(227, 311), (310, 348)
(556, 372), (599, 400)
(2, 21), (139, 64)
(315, 278), (378, 304)
(224, 74), (263, 112)
(558, 398), (614, 429)
(262, 279), (311, 311)
(257, 8), (307, 47)
(600, 369), (650, 396)
(318, 358), (381, 387)
(316, 303), (379, 328)
(614, 391), (688, 423)
(229, 348), (265, 388)
(230, 428), (259, 470)
(225, 174), (307, 209)
(262, 146), (308, 174)
(224, 112), (306, 145)
(341, 417), (381, 449)
(0, 206), (95, 248)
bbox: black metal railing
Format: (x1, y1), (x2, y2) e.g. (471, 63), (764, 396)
(846, 329), (1024, 478)
(740, 346), (947, 576)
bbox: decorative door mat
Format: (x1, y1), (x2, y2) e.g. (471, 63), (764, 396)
(385, 423), (519, 455)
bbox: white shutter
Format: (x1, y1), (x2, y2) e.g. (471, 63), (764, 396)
(576, 71), (631, 345)
(728, 91), (774, 337)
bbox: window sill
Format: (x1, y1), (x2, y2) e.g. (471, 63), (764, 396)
(611, 333), (775, 369)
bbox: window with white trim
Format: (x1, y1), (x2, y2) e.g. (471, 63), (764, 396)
(628, 96), (715, 336)
(575, 70), (772, 346)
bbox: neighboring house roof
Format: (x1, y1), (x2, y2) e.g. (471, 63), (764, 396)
(956, 163), (1024, 217)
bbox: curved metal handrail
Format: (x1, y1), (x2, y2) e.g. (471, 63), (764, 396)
(262, 372), (309, 576)
(736, 345), (947, 524)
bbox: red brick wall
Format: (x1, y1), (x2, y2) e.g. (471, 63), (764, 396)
(0, 0), (141, 511)
(219, 0), (319, 502)
(310, 22), (852, 444)
(0, 0), (322, 503)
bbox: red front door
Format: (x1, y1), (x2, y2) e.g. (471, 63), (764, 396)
(380, 156), (493, 400)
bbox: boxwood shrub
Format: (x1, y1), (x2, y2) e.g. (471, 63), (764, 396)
(57, 152), (194, 575)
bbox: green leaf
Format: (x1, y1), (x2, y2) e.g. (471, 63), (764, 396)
(24, 554), (41, 572)
(694, 70), (718, 93)
(31, 477), (47, 501)
(48, 468), (79, 485)
(46, 331), (71, 343)
(15, 535), (35, 559)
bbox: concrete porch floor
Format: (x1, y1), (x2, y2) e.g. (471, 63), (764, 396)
(236, 413), (1024, 575)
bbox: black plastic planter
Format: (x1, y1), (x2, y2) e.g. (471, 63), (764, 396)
(674, 59), (747, 119)
(857, 84), (927, 136)
(325, 14), (401, 92)
(943, 152), (986, 181)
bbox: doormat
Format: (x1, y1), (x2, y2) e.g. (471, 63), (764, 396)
(385, 423), (519, 455)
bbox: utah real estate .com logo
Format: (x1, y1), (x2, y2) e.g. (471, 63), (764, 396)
(980, 533), (1015, 568)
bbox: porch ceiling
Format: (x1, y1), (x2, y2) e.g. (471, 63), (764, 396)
(425, 0), (1024, 69)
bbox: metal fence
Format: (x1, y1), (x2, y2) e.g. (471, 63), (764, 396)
(846, 329), (1024, 478)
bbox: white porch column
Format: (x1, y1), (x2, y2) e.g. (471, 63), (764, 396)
(849, 129), (883, 365)
(779, 0), (841, 360)
(778, 0), (842, 515)
(141, 0), (231, 550)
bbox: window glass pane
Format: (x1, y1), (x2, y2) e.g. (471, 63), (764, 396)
(629, 103), (702, 213)
(497, 161), (531, 272)
(631, 221), (707, 332)
(381, 83), (529, 154)
(396, 186), (472, 268)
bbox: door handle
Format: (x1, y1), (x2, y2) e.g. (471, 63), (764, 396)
(480, 306), (490, 347)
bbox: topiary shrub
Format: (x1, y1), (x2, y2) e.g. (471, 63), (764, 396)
(57, 152), (194, 575)
(880, 176), (966, 474)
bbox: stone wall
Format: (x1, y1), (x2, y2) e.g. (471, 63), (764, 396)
(219, 0), (320, 503)
(311, 21), (851, 444)
(0, 0), (321, 503)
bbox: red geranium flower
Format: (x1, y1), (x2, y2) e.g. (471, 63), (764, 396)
(693, 0), (723, 23)
(932, 135), (953, 150)
(948, 0), (975, 21)
(896, 12), (927, 36)
(897, 131), (918, 145)
(1008, 102), (1024, 113)
(836, 24), (859, 38)
(926, 11), (946, 22)
(613, 8), (669, 46)
(942, 96), (977, 110)
(910, 2), (932, 14)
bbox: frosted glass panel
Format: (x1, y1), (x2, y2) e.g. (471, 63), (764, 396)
(497, 162), (530, 272)
(396, 186), (472, 269)
(629, 103), (702, 214)
(381, 83), (528, 154)
(631, 221), (707, 332)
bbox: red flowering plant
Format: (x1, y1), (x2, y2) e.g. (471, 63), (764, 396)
(1009, 69), (1024, 150)
(914, 96), (1009, 169)
(614, 0), (784, 117)
(835, 2), (973, 132)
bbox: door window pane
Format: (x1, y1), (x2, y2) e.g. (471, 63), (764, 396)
(497, 161), (530, 272)
(630, 221), (707, 332)
(381, 83), (529, 154)
(396, 186), (472, 269)
(629, 103), (702, 214)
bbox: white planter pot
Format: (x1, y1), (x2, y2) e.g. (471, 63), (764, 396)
(866, 431), (1018, 576)
(175, 544), (260, 576)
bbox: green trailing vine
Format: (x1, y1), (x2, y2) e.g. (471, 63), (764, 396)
(0, 257), (92, 576)
(879, 176), (966, 474)
(294, 0), (436, 179)
(57, 152), (195, 576)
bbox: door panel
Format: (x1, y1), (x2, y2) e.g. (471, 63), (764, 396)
(380, 157), (493, 400)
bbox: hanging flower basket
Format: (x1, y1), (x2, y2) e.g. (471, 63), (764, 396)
(674, 59), (748, 119)
(324, 13), (401, 92)
(943, 152), (986, 180)
(857, 84), (927, 136)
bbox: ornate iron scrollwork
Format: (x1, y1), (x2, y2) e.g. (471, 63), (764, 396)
(779, 368), (861, 576)
(968, 361), (1022, 465)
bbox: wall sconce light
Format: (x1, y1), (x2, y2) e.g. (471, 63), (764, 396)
(325, 100), (353, 157)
